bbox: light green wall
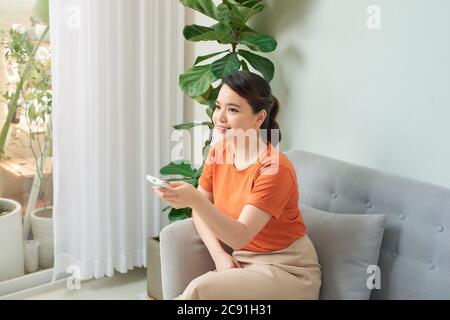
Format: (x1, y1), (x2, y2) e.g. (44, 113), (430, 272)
(248, 0), (450, 188)
(186, 0), (450, 189)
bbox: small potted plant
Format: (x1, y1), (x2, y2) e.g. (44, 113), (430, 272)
(16, 26), (53, 269)
(5, 14), (53, 270)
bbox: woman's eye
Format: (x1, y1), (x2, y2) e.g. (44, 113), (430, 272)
(215, 105), (220, 110)
(229, 108), (238, 113)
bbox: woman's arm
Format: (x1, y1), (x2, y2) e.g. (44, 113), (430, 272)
(192, 186), (227, 261)
(153, 182), (272, 250)
(191, 197), (272, 250)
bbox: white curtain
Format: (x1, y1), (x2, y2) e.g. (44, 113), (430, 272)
(49, 0), (185, 280)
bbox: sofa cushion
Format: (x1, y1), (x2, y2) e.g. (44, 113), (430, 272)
(300, 204), (386, 300)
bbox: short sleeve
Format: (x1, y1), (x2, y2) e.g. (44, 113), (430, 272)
(198, 146), (215, 193)
(245, 165), (296, 220)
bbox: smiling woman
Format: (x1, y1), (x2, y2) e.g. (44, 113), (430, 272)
(154, 71), (322, 300)
(213, 71), (281, 149)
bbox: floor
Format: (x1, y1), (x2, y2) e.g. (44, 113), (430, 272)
(24, 267), (150, 300)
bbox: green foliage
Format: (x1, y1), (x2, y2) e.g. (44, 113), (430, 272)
(0, 0), (50, 162)
(0, 23), (52, 204)
(177, 0), (276, 102)
(161, 0), (277, 221)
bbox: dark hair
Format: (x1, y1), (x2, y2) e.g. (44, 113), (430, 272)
(219, 71), (281, 146)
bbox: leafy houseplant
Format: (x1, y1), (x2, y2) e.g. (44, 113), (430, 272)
(2, 25), (52, 203)
(0, 0), (49, 280)
(160, 0), (278, 221)
(0, 0), (49, 163)
(0, 0), (50, 210)
(6, 24), (54, 268)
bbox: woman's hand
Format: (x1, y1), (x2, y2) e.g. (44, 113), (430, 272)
(152, 181), (202, 209)
(213, 251), (242, 272)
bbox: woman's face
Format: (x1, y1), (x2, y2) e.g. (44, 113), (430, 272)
(213, 84), (266, 136)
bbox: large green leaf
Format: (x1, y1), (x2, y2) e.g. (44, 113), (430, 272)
(173, 122), (213, 130)
(160, 160), (195, 177)
(179, 65), (217, 98)
(205, 85), (220, 109)
(194, 85), (213, 104)
(237, 49), (274, 82)
(231, 3), (264, 29)
(209, 86), (220, 102)
(240, 59), (249, 71)
(224, 0), (263, 9)
(240, 0), (264, 8)
(168, 207), (191, 221)
(241, 25), (258, 34)
(211, 53), (240, 79)
(194, 50), (230, 66)
(206, 107), (214, 118)
(183, 25), (218, 42)
(179, 0), (221, 21)
(223, 0), (241, 8)
(216, 3), (233, 32)
(194, 85), (220, 106)
(239, 34), (277, 52)
(212, 23), (234, 44)
(220, 1), (244, 29)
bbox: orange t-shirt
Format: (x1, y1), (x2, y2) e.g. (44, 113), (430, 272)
(198, 139), (306, 252)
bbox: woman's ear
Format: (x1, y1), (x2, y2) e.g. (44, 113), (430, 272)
(257, 110), (267, 127)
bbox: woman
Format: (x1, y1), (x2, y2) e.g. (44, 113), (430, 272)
(153, 71), (321, 300)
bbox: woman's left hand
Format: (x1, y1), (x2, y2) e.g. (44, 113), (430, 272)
(152, 181), (201, 209)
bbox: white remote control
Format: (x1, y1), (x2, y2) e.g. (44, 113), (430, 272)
(146, 174), (173, 189)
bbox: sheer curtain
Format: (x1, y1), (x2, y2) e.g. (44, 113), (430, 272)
(49, 0), (185, 280)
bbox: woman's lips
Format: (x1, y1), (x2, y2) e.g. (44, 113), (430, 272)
(215, 126), (230, 133)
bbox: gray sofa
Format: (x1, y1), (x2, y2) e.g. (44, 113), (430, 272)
(159, 149), (450, 299)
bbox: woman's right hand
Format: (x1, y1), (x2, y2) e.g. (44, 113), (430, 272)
(213, 252), (242, 272)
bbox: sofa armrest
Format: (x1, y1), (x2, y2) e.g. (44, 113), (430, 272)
(160, 218), (216, 300)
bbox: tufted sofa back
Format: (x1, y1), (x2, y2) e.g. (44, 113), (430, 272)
(284, 149), (450, 299)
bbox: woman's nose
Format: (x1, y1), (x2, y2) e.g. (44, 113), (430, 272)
(216, 108), (227, 122)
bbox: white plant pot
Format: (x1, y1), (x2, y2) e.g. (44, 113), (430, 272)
(30, 206), (53, 269)
(0, 198), (25, 281)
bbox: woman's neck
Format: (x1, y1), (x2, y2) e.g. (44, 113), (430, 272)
(232, 137), (268, 166)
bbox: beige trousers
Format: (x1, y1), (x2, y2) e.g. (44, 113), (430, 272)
(175, 235), (322, 300)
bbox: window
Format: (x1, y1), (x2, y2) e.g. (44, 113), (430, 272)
(0, 0), (54, 296)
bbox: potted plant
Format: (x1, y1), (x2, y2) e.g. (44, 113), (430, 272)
(27, 79), (52, 269)
(0, 0), (49, 161)
(17, 23), (53, 269)
(0, 199), (25, 281)
(147, 0), (278, 299)
(0, 0), (51, 278)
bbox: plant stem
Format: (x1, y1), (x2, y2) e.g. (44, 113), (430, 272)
(0, 25), (49, 161)
(231, 28), (240, 53)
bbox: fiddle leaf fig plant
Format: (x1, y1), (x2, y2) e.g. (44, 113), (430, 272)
(160, 0), (277, 221)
